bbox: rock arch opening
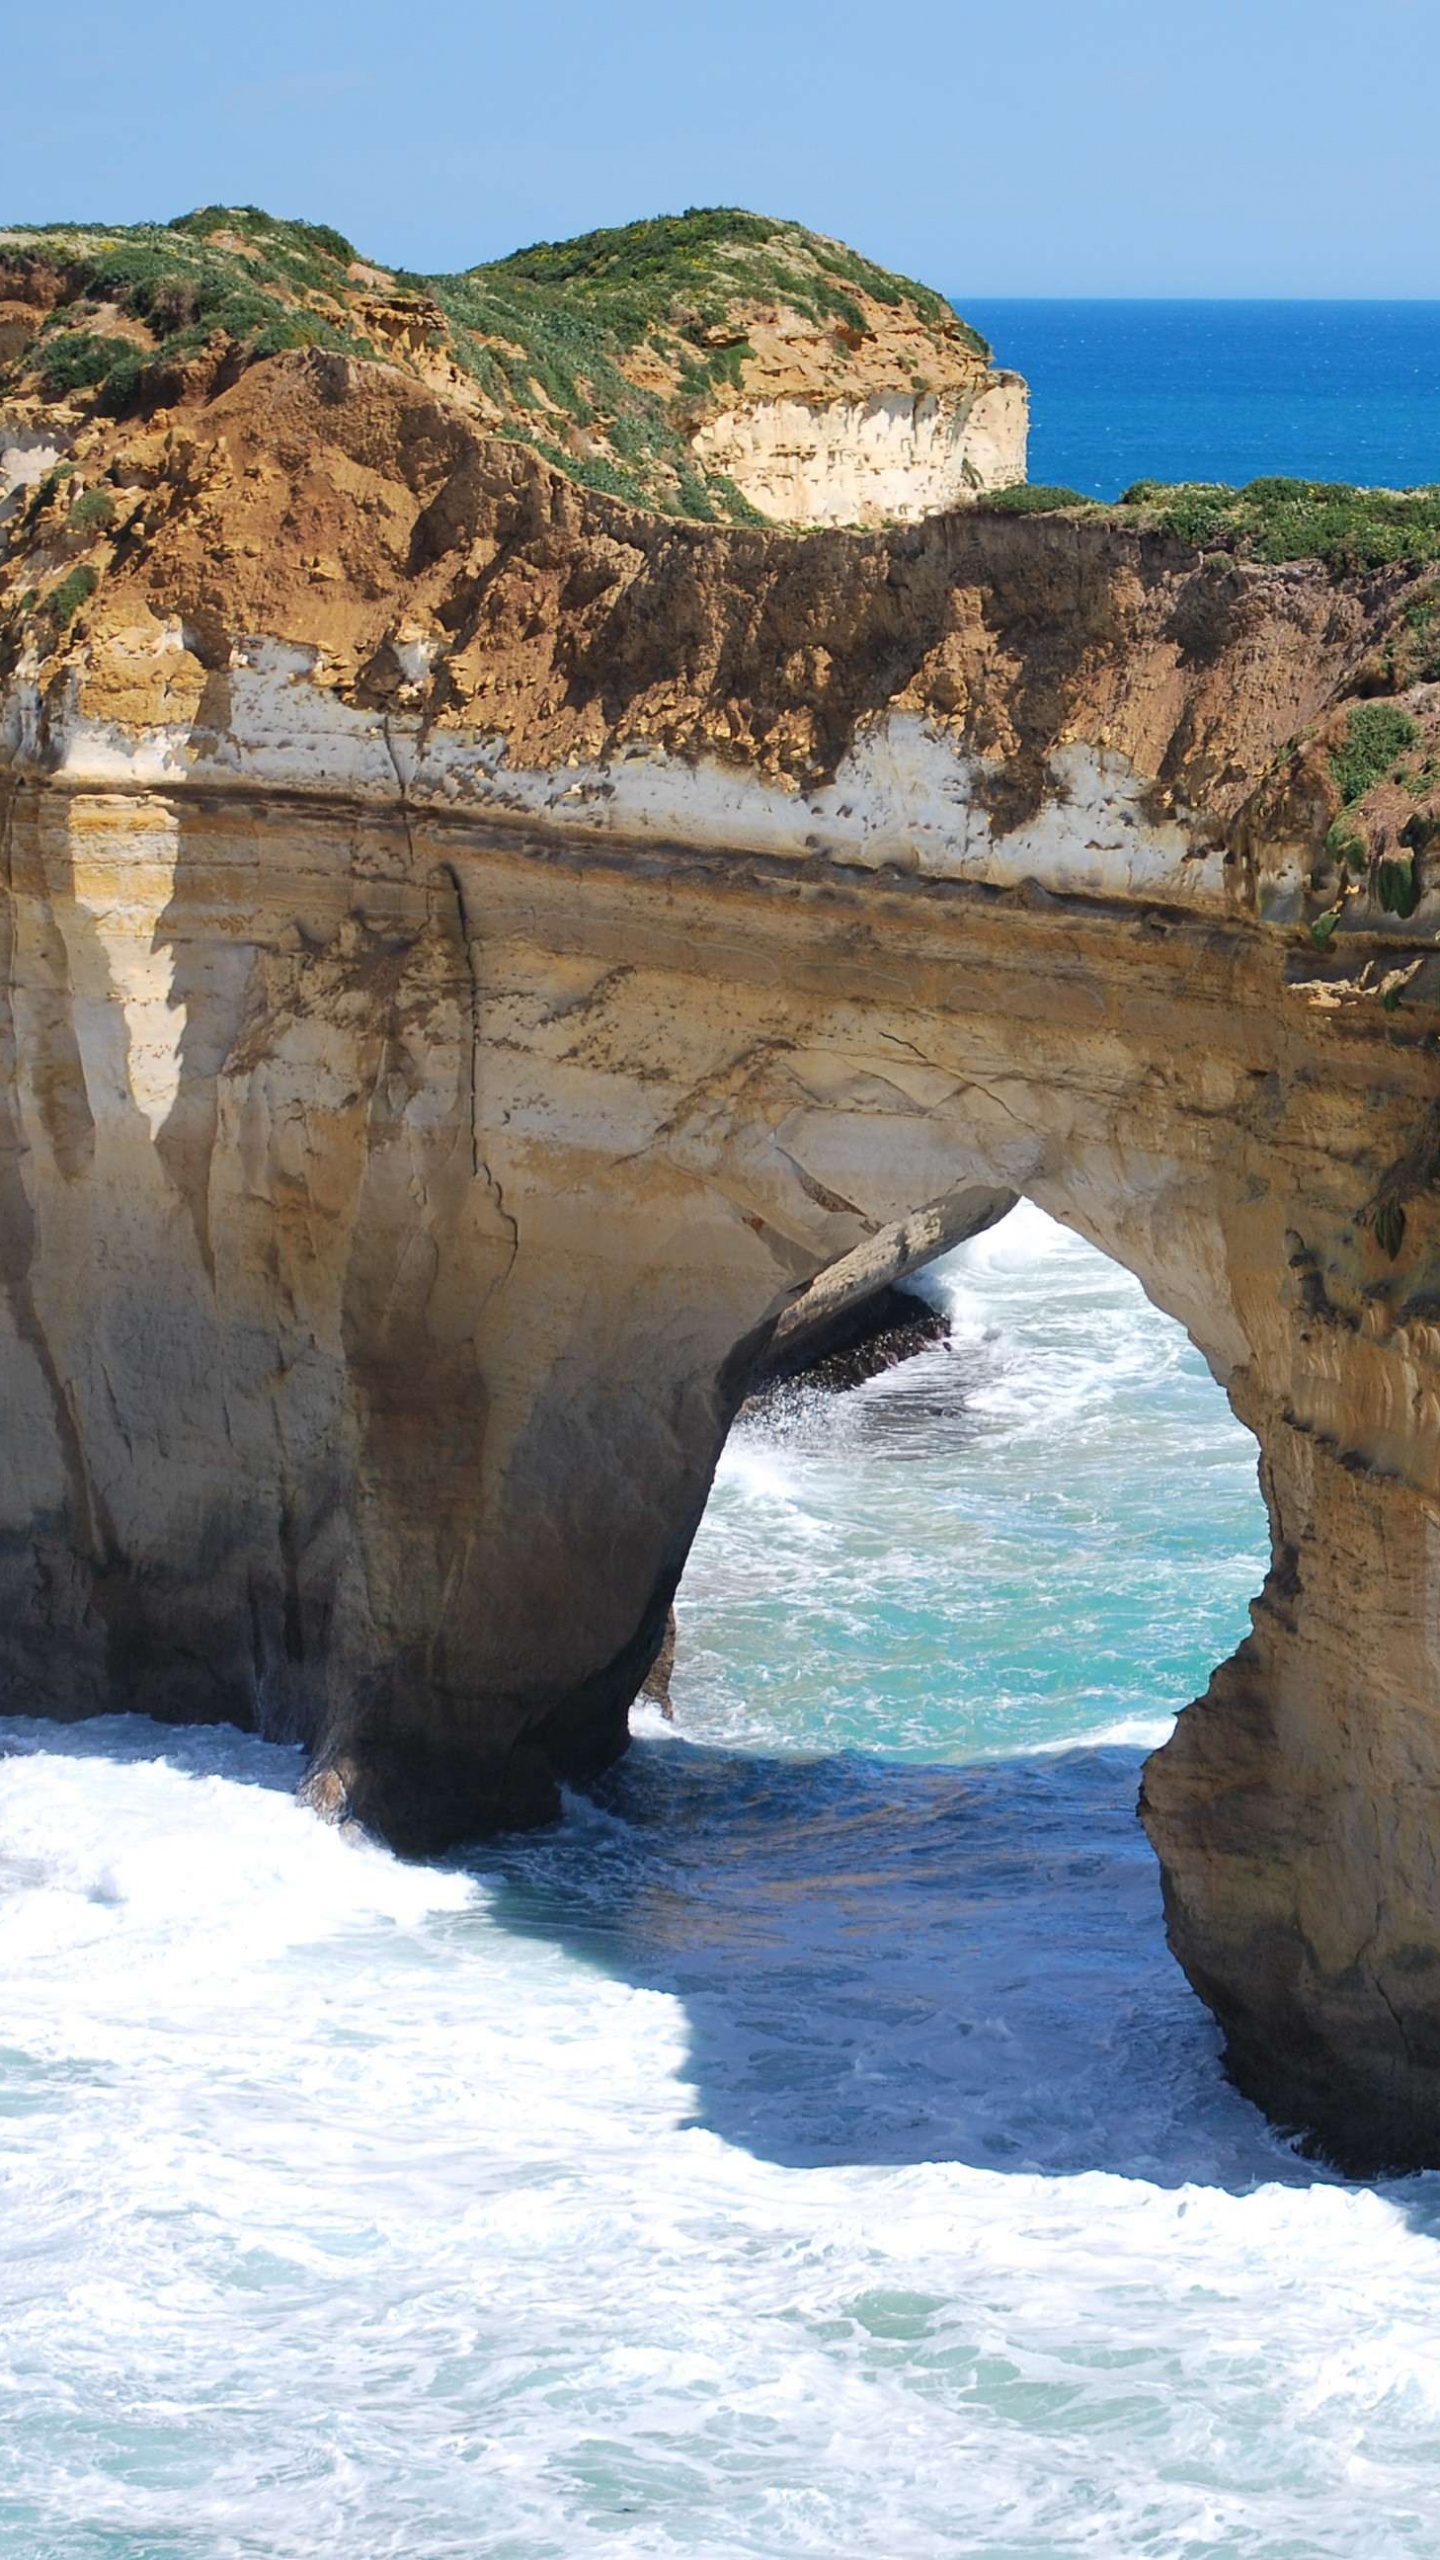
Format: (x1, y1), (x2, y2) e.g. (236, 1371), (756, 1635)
(672, 1200), (1270, 1776)
(596, 1199), (1276, 2175)
(1, 763), (1437, 2166)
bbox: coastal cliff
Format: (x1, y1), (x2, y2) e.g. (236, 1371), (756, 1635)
(4, 213), (1440, 2165)
(0, 205), (1024, 529)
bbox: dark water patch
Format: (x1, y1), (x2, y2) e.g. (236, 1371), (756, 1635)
(472, 1732), (1342, 2193)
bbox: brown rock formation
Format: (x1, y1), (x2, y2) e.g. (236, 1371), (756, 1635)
(0, 204), (1024, 528)
(4, 350), (1440, 2165)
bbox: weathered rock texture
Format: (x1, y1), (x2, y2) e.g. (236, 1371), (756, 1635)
(4, 351), (1440, 2165)
(689, 376), (1027, 525)
(0, 204), (1023, 529)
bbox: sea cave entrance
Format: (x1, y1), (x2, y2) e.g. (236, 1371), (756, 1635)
(479, 1202), (1281, 2180)
(665, 1199), (1270, 1775)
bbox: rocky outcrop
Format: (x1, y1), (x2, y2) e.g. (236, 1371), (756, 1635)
(752, 1282), (949, 1396)
(0, 205), (1023, 531)
(638, 1611), (677, 1720)
(746, 1195), (1010, 1394)
(689, 378), (1027, 526)
(4, 348), (1440, 2164)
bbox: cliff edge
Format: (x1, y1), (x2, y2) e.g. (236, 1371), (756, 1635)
(0, 204), (1026, 531)
(5, 212), (1440, 2167)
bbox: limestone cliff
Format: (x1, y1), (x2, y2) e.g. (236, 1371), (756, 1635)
(0, 205), (1024, 529)
(3, 323), (1440, 2167)
(690, 375), (1027, 527)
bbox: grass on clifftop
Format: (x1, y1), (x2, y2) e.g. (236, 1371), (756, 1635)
(7, 210), (370, 411)
(1117, 477), (1440, 569)
(973, 476), (1440, 570)
(467, 207), (990, 371)
(0, 204), (987, 526)
(977, 475), (1440, 570)
(8, 209), (1440, 563)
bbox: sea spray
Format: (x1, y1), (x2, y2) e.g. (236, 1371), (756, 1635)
(6, 1211), (1440, 2559)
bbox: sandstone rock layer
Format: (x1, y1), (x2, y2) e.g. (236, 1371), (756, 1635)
(689, 375), (1027, 525)
(4, 354), (1440, 2165)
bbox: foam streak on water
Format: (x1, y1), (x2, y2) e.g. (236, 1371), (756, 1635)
(3, 1207), (1439, 2559)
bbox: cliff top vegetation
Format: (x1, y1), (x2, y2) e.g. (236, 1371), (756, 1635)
(0, 204), (995, 525)
(983, 475), (1440, 572)
(4, 205), (1439, 571)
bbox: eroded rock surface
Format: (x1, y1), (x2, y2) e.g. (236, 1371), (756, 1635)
(3, 351), (1440, 2164)
(0, 204), (1023, 530)
(689, 375), (1027, 525)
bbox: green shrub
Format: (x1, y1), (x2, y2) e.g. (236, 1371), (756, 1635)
(705, 471), (765, 526)
(1119, 477), (1440, 570)
(1400, 594), (1440, 681)
(1376, 855), (1421, 917)
(1139, 483), (1232, 546)
(1330, 702), (1421, 805)
(483, 207), (957, 352)
(95, 350), (147, 413)
(980, 483), (1091, 514)
(1373, 1201), (1407, 1259)
(1326, 818), (1368, 866)
(69, 487), (116, 533)
(34, 330), (125, 395)
(168, 206), (356, 267)
(46, 564), (98, 628)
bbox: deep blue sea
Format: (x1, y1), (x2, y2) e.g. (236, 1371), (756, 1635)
(962, 299), (1440, 497)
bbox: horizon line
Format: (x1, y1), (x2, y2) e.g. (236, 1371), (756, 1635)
(952, 291), (1440, 305)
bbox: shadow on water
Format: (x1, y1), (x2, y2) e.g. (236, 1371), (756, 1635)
(471, 1727), (1351, 2196)
(11, 1707), (1440, 2219)
(0, 1711), (304, 1792)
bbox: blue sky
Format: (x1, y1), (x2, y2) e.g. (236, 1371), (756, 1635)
(10, 0), (1437, 296)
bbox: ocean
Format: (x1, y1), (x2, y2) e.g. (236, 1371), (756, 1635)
(6, 311), (1440, 2557)
(963, 299), (1440, 498)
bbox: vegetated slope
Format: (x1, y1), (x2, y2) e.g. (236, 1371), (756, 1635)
(989, 473), (1440, 570)
(6, 205), (1437, 559)
(981, 480), (1440, 929)
(0, 204), (997, 524)
(4, 205), (1440, 943)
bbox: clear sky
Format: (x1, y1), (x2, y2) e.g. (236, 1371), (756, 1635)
(9, 0), (1438, 298)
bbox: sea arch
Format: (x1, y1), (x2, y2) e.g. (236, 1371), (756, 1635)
(2, 373), (1439, 2164)
(1, 762), (1437, 2168)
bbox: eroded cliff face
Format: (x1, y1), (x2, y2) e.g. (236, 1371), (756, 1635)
(4, 352), (1440, 2165)
(0, 204), (1021, 531)
(689, 376), (1027, 525)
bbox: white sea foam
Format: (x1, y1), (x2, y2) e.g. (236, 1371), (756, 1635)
(6, 1213), (1433, 2559)
(1007, 1710), (1179, 1756)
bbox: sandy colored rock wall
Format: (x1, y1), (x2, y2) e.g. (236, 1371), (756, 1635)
(3, 353), (1440, 2163)
(689, 375), (1028, 524)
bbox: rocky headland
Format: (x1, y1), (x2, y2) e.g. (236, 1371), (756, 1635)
(4, 207), (1440, 2165)
(0, 205), (1025, 532)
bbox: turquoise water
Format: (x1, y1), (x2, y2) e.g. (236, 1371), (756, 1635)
(961, 300), (1440, 498)
(8, 1207), (1440, 2556)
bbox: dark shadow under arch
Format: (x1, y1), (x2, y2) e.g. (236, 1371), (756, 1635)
(470, 1729), (1331, 2192)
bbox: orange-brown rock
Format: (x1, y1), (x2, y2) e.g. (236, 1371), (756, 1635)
(0, 205), (1026, 528)
(4, 349), (1440, 2168)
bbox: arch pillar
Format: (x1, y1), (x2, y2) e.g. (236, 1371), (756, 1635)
(2, 774), (1439, 2163)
